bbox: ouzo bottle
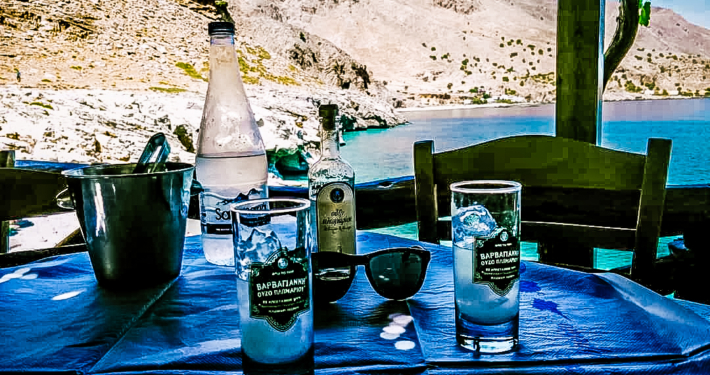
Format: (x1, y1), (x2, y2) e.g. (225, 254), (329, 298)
(196, 22), (268, 266)
(308, 104), (357, 303)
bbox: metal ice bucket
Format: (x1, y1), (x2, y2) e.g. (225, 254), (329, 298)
(60, 162), (194, 289)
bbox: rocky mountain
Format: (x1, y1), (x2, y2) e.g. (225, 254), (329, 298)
(231, 0), (710, 104)
(1, 0), (709, 171)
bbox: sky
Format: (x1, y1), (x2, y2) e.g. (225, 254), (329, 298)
(639, 0), (710, 29)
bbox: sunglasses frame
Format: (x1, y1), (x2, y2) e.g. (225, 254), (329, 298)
(312, 245), (431, 300)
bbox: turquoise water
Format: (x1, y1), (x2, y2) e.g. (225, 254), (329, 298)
(341, 98), (710, 186)
(339, 98), (710, 269)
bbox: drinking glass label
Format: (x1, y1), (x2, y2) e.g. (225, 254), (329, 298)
(249, 247), (310, 332)
(453, 204), (520, 296)
(473, 231), (520, 296)
(316, 182), (355, 254)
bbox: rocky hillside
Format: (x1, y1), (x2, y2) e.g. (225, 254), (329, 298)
(232, 0), (710, 104)
(0, 0), (383, 95)
(602, 3), (710, 99)
(0, 0), (405, 173)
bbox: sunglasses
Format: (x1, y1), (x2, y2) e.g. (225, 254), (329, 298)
(312, 246), (431, 302)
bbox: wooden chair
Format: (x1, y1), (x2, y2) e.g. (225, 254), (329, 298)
(413, 135), (672, 285)
(0, 150), (85, 267)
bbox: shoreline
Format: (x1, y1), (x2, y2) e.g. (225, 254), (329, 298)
(396, 95), (709, 114)
(396, 102), (543, 113)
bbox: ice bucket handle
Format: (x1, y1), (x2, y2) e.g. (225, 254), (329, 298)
(56, 188), (74, 210)
(190, 176), (203, 196)
(55, 162), (107, 211)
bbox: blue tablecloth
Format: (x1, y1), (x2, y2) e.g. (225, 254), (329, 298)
(2, 232), (710, 374)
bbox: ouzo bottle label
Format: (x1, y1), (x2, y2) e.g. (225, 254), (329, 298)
(315, 182), (356, 255)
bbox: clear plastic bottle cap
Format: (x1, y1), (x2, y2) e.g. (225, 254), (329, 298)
(208, 22), (234, 35)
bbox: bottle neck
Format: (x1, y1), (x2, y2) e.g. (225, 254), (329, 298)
(198, 32), (265, 156)
(210, 33), (235, 47)
(208, 33), (236, 77)
(320, 128), (340, 159)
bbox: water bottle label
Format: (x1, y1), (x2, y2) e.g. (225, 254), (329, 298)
(203, 223), (232, 235)
(315, 182), (356, 254)
(473, 229), (520, 297)
(200, 187), (266, 231)
(249, 246), (310, 332)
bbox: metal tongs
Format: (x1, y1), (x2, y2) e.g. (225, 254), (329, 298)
(133, 132), (204, 195)
(132, 133), (171, 174)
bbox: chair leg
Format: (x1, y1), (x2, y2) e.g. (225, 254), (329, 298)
(55, 228), (84, 247)
(0, 221), (9, 254)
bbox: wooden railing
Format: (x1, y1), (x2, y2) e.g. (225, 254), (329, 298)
(3, 162), (708, 238)
(270, 177), (710, 238)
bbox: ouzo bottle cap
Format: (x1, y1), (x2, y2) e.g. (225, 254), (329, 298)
(319, 104), (338, 131)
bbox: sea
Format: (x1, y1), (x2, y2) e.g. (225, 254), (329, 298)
(334, 98), (710, 270)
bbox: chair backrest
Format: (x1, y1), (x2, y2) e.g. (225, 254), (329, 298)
(0, 167), (70, 222)
(413, 135), (672, 281)
(0, 150), (85, 265)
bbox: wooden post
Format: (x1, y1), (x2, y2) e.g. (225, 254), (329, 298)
(555, 0), (605, 144)
(541, 0), (605, 267)
(0, 150), (15, 254)
(413, 141), (438, 244)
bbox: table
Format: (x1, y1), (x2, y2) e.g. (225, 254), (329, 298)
(2, 232), (710, 374)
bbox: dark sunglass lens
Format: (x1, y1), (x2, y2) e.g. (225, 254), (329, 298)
(369, 252), (424, 300)
(313, 253), (355, 304)
(313, 268), (355, 304)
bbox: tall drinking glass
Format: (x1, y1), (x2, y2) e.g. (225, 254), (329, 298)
(451, 181), (522, 353)
(231, 198), (313, 373)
